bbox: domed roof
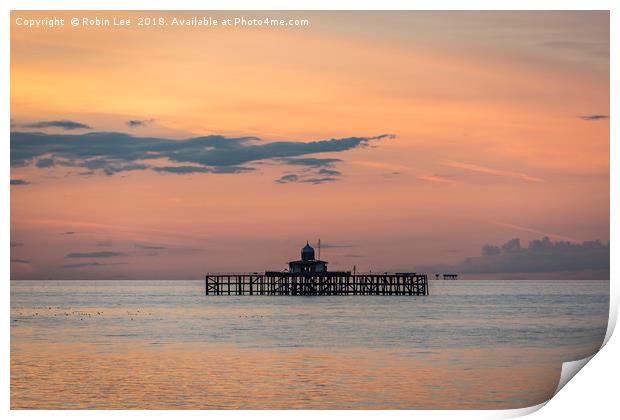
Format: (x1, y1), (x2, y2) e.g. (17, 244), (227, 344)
(301, 242), (315, 261)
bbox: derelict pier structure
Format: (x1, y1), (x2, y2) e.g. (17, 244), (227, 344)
(205, 243), (429, 296)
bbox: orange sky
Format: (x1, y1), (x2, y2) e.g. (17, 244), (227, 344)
(10, 11), (609, 279)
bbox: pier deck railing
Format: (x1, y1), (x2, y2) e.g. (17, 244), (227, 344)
(205, 272), (428, 296)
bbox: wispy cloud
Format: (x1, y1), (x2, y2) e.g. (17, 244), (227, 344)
(276, 174), (339, 184)
(418, 174), (457, 185)
(61, 262), (104, 269)
(81, 159), (150, 176)
(135, 244), (167, 250)
(302, 177), (339, 184)
(318, 168), (342, 176)
(61, 262), (128, 269)
(276, 174), (299, 184)
(579, 114), (609, 121)
(22, 120), (92, 130)
(277, 157), (345, 183)
(66, 251), (125, 258)
(126, 118), (155, 128)
(153, 165), (253, 174)
(443, 161), (543, 183)
(10, 179), (30, 186)
(25, 217), (211, 243)
(11, 259), (31, 264)
(279, 157), (342, 167)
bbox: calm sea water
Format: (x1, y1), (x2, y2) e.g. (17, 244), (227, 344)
(11, 280), (609, 409)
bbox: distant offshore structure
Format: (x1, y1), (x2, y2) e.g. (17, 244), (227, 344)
(205, 242), (429, 296)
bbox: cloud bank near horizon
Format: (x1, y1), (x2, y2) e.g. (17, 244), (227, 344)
(417, 236), (609, 279)
(11, 131), (394, 183)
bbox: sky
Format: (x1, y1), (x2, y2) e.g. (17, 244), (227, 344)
(10, 11), (609, 279)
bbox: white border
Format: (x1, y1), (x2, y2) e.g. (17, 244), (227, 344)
(2, 1), (617, 419)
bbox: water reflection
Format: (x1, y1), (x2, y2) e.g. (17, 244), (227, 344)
(10, 280), (609, 409)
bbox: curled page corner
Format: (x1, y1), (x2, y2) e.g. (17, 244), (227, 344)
(499, 401), (548, 418)
(505, 354), (599, 419)
(602, 292), (618, 347)
(554, 354), (596, 396)
(550, 290), (619, 398)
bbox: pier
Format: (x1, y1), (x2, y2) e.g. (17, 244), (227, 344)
(205, 272), (428, 296)
(205, 242), (429, 296)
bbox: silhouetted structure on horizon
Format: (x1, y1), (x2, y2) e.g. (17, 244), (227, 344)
(205, 243), (429, 296)
(435, 273), (459, 280)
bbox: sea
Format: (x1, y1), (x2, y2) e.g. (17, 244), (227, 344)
(10, 279), (609, 409)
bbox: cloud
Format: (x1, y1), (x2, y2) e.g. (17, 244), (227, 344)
(318, 168), (342, 176)
(443, 160), (543, 182)
(11, 259), (31, 264)
(126, 118), (154, 128)
(10, 242), (24, 247)
(60, 262), (127, 269)
(61, 262), (104, 268)
(10, 179), (29, 185)
(276, 174), (299, 183)
(418, 174), (456, 184)
(417, 236), (609, 278)
(11, 131), (392, 181)
(300, 177), (339, 184)
(276, 173), (340, 185)
(279, 157), (342, 167)
(211, 166), (255, 174)
(579, 114), (609, 121)
(135, 244), (167, 250)
(277, 157), (345, 183)
(81, 159), (150, 175)
(104, 163), (150, 175)
(153, 166), (211, 174)
(35, 158), (55, 168)
(153, 165), (253, 174)
(22, 120), (92, 130)
(61, 231), (76, 235)
(277, 175), (339, 184)
(66, 251), (125, 258)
